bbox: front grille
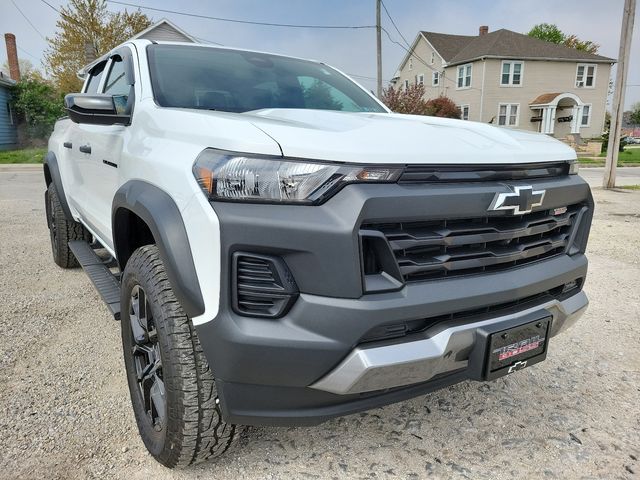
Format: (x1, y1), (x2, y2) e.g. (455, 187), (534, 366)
(398, 162), (570, 183)
(362, 204), (585, 284)
(232, 253), (298, 318)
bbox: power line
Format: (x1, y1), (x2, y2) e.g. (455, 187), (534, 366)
(10, 0), (47, 41)
(380, 0), (412, 49)
(347, 72), (391, 82)
(192, 35), (224, 47)
(17, 46), (41, 62)
(39, 0), (60, 14)
(106, 0), (377, 30)
(378, 16), (484, 93)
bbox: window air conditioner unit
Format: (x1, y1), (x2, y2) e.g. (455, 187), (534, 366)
(576, 81), (584, 87)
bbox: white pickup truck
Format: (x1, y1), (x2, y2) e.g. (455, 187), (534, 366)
(45, 39), (593, 468)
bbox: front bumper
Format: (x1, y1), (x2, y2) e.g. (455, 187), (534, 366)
(311, 290), (588, 395)
(196, 175), (593, 426)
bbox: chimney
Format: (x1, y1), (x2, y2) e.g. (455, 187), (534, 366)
(479, 25), (489, 36)
(4, 33), (20, 81)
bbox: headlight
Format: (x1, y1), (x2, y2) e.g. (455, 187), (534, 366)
(568, 161), (579, 175)
(193, 149), (402, 204)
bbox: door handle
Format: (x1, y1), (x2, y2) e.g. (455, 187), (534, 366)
(79, 145), (92, 154)
(63, 141), (72, 149)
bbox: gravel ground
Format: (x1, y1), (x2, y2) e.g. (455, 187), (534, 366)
(0, 167), (638, 480)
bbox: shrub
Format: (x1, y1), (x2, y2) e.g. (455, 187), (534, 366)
(424, 95), (461, 119)
(11, 72), (65, 140)
(382, 84), (461, 119)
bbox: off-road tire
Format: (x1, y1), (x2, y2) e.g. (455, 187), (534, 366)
(121, 245), (238, 468)
(46, 183), (91, 268)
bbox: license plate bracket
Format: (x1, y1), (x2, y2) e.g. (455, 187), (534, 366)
(484, 316), (551, 380)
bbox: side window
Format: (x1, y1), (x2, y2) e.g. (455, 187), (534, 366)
(84, 62), (106, 93)
(103, 57), (130, 97)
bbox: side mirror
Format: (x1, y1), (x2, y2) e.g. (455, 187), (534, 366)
(64, 93), (131, 126)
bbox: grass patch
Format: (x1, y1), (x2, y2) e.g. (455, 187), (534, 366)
(617, 184), (640, 190)
(0, 147), (46, 164)
(579, 148), (640, 167)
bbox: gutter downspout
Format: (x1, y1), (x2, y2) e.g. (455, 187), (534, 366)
(480, 58), (486, 122)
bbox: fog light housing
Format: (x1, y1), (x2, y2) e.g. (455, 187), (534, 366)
(231, 252), (298, 318)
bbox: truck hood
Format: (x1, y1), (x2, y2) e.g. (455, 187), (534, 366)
(243, 109), (576, 165)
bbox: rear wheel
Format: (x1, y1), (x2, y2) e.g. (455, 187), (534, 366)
(45, 183), (91, 268)
(121, 245), (238, 468)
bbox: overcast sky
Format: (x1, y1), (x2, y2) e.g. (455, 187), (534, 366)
(1, 0), (639, 108)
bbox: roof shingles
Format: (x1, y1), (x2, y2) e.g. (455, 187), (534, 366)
(422, 29), (615, 66)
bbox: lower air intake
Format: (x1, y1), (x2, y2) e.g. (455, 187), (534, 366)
(232, 252), (298, 318)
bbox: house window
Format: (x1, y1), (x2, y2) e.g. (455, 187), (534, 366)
(501, 61), (523, 86)
(6, 102), (14, 125)
(432, 71), (439, 86)
(417, 74), (424, 85)
(576, 64), (596, 87)
(459, 105), (470, 121)
(498, 103), (519, 126)
(404, 79), (409, 91)
(457, 63), (472, 88)
(430, 52), (435, 64)
(581, 105), (591, 126)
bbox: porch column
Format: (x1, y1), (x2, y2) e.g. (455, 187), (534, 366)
(570, 105), (582, 134)
(542, 106), (557, 134)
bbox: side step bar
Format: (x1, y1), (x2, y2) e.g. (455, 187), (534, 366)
(68, 240), (121, 320)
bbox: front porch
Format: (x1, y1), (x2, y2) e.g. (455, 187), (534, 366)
(530, 92), (588, 137)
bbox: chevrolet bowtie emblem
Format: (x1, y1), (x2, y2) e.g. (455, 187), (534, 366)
(489, 186), (546, 215)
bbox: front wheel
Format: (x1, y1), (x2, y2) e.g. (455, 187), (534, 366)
(120, 245), (238, 468)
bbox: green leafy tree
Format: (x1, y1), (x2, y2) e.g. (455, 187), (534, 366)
(527, 23), (600, 54)
(44, 0), (151, 93)
(11, 72), (66, 139)
(630, 102), (640, 125)
(527, 23), (565, 45)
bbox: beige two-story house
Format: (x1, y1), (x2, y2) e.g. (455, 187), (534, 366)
(392, 26), (615, 139)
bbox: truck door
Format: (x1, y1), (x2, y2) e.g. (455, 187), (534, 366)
(61, 60), (107, 218)
(74, 50), (135, 250)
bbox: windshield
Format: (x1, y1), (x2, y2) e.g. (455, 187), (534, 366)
(147, 44), (386, 114)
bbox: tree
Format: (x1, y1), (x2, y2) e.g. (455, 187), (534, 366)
(1, 58), (35, 78)
(381, 83), (429, 115)
(527, 23), (565, 45)
(630, 102), (640, 126)
(10, 71), (66, 139)
(563, 35), (599, 55)
(527, 23), (600, 54)
(44, 0), (151, 93)
(381, 84), (461, 119)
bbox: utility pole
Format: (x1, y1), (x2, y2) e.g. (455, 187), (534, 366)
(376, 0), (382, 98)
(604, 0), (636, 188)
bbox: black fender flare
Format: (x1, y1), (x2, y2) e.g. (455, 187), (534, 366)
(43, 151), (73, 220)
(112, 180), (205, 318)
